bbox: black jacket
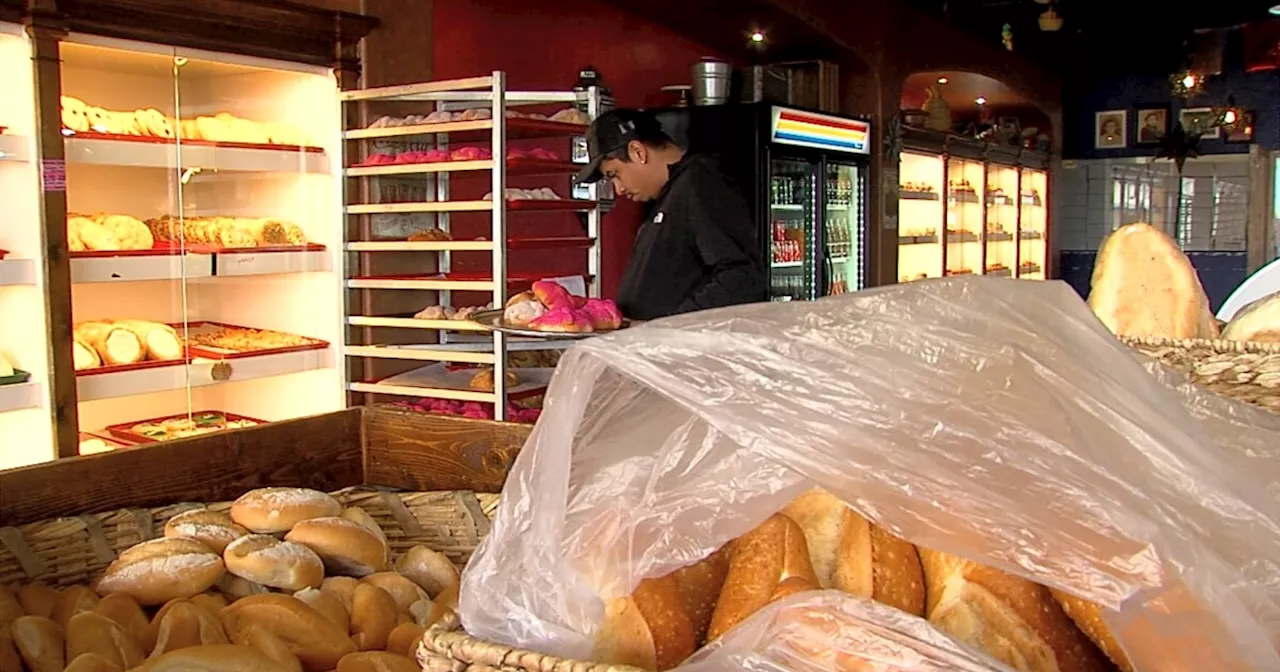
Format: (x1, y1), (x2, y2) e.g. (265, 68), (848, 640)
(615, 154), (766, 320)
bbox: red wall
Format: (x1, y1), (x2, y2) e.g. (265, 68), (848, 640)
(433, 0), (731, 298)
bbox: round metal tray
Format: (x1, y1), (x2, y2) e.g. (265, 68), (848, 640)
(468, 308), (629, 340)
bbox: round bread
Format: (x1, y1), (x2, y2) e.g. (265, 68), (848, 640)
(164, 509), (249, 554)
(96, 537), (225, 606)
(224, 535), (324, 592)
(359, 573), (429, 615)
(229, 488), (341, 534)
(394, 545), (460, 599)
(284, 517), (389, 577)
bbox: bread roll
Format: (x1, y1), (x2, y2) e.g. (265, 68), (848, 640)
(165, 509), (246, 554)
(335, 651), (420, 672)
(93, 593), (149, 648)
(66, 611), (145, 669)
(54, 585), (101, 629)
(230, 488), (341, 534)
(320, 576), (358, 613)
(393, 545), (459, 599)
(149, 599), (229, 656)
(189, 592), (228, 615)
(292, 588), (350, 633)
(0, 624), (23, 672)
(1222, 292), (1280, 343)
(96, 536), (225, 606)
(76, 322), (145, 367)
(918, 549), (1113, 672)
(17, 584), (59, 618)
(360, 573), (429, 615)
(706, 514), (818, 642)
(0, 584), (23, 625)
(224, 534), (324, 591)
(74, 337), (102, 370)
(218, 594), (355, 671)
(340, 507), (389, 550)
(215, 573), (269, 602)
(781, 488), (925, 616)
(113, 320), (184, 362)
(64, 652), (123, 672)
(1050, 590), (1133, 672)
(668, 546), (730, 645)
(384, 623), (424, 657)
(1087, 222), (1218, 340)
(349, 584), (398, 651)
(231, 626), (303, 672)
(285, 517), (389, 577)
(132, 644), (296, 672)
(11, 615), (65, 672)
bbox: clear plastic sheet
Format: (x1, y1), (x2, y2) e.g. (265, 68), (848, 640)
(460, 277), (1280, 671)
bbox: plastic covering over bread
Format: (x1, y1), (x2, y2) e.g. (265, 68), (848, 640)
(460, 277), (1280, 671)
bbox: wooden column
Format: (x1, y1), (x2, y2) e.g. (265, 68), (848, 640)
(1247, 144), (1276, 273)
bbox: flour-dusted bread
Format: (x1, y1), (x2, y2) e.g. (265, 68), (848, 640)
(224, 535), (325, 592)
(95, 537), (225, 606)
(1222, 291), (1280, 344)
(164, 509), (249, 554)
(284, 517), (389, 577)
(229, 488), (341, 534)
(1087, 223), (1218, 339)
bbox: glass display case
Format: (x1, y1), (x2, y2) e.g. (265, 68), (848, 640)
(984, 164), (1018, 277)
(1018, 167), (1048, 279)
(897, 150), (944, 282)
(60, 36), (343, 453)
(770, 158), (819, 301)
(945, 157), (984, 277)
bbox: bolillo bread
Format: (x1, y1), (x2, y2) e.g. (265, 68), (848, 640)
(918, 548), (1114, 672)
(95, 537), (225, 606)
(53, 585), (101, 629)
(164, 508), (249, 554)
(1049, 589), (1133, 672)
(1221, 291), (1280, 344)
(223, 534), (325, 592)
(64, 652), (124, 672)
(11, 615), (65, 672)
(285, 517), (389, 577)
(335, 651), (421, 672)
(781, 488), (925, 616)
(706, 514), (820, 642)
(17, 584), (59, 619)
(349, 583), (399, 651)
(65, 611), (145, 670)
(93, 593), (149, 647)
(292, 588), (350, 633)
(131, 644), (297, 672)
(218, 593), (355, 671)
(148, 599), (230, 656)
(229, 487), (342, 534)
(393, 545), (459, 599)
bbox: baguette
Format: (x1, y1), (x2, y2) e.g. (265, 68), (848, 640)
(335, 651), (421, 672)
(285, 517), (389, 577)
(230, 488), (341, 534)
(781, 488), (925, 616)
(218, 593), (355, 671)
(349, 583), (398, 651)
(706, 514), (819, 642)
(164, 509), (249, 554)
(919, 549), (1113, 672)
(66, 611), (145, 669)
(224, 534), (325, 592)
(131, 644), (297, 672)
(96, 537), (225, 606)
(11, 615), (65, 672)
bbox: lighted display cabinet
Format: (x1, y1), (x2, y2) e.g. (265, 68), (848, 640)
(896, 128), (1050, 284)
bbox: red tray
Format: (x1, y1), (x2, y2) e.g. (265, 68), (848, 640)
(105, 410), (267, 444)
(352, 272), (593, 284)
(505, 158), (577, 175)
(75, 355), (192, 377)
(70, 242), (325, 258)
(181, 321), (329, 360)
(65, 130), (324, 154)
(506, 236), (595, 250)
(505, 199), (596, 211)
(0, 249), (7, 260)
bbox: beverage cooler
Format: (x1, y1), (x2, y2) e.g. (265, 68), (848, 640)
(655, 104), (871, 302)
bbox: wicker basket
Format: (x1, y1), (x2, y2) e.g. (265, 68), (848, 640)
(0, 486), (500, 588)
(1122, 336), (1280, 413)
(419, 611), (646, 672)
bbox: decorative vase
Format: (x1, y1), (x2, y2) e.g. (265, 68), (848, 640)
(922, 84), (951, 132)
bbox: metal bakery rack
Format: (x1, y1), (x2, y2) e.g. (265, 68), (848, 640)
(341, 72), (609, 421)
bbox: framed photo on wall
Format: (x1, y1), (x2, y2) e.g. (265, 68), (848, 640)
(1095, 110), (1127, 149)
(1135, 107), (1168, 144)
(1179, 107), (1220, 139)
(1224, 110), (1255, 143)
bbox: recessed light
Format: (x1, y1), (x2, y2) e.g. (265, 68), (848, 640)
(1270, 4), (1280, 15)
(976, 96), (987, 105)
(937, 76), (949, 84)
(749, 31), (765, 43)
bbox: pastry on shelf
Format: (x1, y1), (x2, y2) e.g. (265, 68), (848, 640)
(128, 412), (260, 441)
(482, 187), (561, 201)
(145, 215), (307, 248)
(548, 107), (591, 125)
(469, 367), (521, 392)
(186, 326), (318, 353)
(67, 212), (155, 252)
(60, 95), (311, 146)
(414, 304), (454, 320)
(407, 228), (452, 242)
(73, 319), (182, 368)
(499, 282), (621, 332)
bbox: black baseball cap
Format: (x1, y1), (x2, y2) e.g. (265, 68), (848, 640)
(573, 109), (664, 184)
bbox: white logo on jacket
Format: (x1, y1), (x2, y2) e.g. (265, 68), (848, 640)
(654, 212), (664, 224)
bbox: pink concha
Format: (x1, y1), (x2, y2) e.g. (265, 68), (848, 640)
(581, 299), (622, 330)
(531, 280), (573, 310)
(528, 306), (575, 328)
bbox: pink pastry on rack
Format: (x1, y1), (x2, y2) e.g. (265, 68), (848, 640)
(581, 298), (623, 330)
(531, 280), (574, 310)
(528, 306), (593, 333)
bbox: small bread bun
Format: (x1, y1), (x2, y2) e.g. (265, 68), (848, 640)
(360, 573), (429, 615)
(132, 644), (296, 672)
(224, 534), (324, 591)
(349, 584), (397, 651)
(320, 576), (358, 612)
(336, 651), (420, 672)
(96, 537), (225, 606)
(230, 488), (341, 534)
(285, 517), (389, 577)
(393, 545), (460, 599)
(218, 594), (356, 671)
(53, 585), (101, 629)
(64, 652), (124, 672)
(231, 626), (303, 672)
(93, 593), (149, 648)
(149, 599), (229, 656)
(385, 623), (425, 657)
(164, 509), (249, 554)
(11, 615), (66, 672)
(17, 584), (59, 619)
(66, 611), (144, 670)
(292, 588), (350, 633)
(505, 290), (536, 308)
(189, 592), (228, 615)
(215, 573), (270, 603)
(340, 507), (389, 553)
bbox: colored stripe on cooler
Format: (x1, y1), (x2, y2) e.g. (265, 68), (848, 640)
(775, 118), (867, 144)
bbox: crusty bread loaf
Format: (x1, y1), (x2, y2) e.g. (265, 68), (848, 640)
(96, 537), (225, 606)
(384, 623), (425, 657)
(93, 593), (149, 647)
(66, 611), (145, 669)
(131, 644), (297, 672)
(340, 507), (389, 553)
(11, 615), (65, 672)
(1087, 223), (1218, 340)
(64, 652), (123, 672)
(707, 514), (819, 642)
(17, 584), (59, 619)
(416, 581), (457, 629)
(360, 573), (429, 615)
(224, 534), (325, 592)
(335, 651), (421, 672)
(0, 584), (24, 629)
(781, 488), (925, 616)
(149, 599), (229, 656)
(53, 585), (101, 629)
(320, 576), (359, 613)
(285, 517), (389, 577)
(393, 545), (459, 599)
(592, 595), (662, 671)
(214, 573), (270, 603)
(230, 488), (342, 534)
(0, 622), (23, 672)
(218, 593), (355, 671)
(1049, 589), (1133, 672)
(667, 547), (729, 647)
(350, 583), (398, 651)
(189, 592), (228, 614)
(292, 588), (350, 633)
(1222, 291), (1280, 343)
(228, 625), (304, 672)
(164, 509), (249, 554)
(918, 549), (1113, 672)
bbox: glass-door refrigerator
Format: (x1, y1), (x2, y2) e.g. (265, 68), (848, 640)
(654, 104), (871, 302)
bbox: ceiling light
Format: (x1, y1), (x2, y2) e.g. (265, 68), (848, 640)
(749, 31), (765, 43)
(1222, 109), (1237, 124)
(1270, 4), (1280, 15)
(975, 96), (987, 105)
(1182, 73), (1197, 89)
(937, 77), (948, 84)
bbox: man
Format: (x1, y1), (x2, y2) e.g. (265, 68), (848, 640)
(574, 109), (766, 321)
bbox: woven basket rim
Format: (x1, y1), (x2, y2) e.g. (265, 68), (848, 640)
(422, 613), (648, 672)
(1120, 335), (1280, 354)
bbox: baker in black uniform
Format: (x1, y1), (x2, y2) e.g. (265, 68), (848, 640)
(574, 109), (766, 321)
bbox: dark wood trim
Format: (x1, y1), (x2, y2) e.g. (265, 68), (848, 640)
(0, 0), (21, 23)
(362, 406), (529, 494)
(902, 127), (1051, 169)
(0, 409), (363, 525)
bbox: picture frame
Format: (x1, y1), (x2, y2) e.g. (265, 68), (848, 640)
(1134, 107), (1168, 144)
(1179, 107), (1220, 139)
(1224, 110), (1255, 143)
(1094, 110), (1127, 149)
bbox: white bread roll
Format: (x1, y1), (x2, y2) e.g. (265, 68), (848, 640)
(285, 517), (389, 577)
(393, 545), (459, 599)
(149, 599), (229, 657)
(218, 594), (356, 671)
(64, 652), (124, 672)
(360, 573), (429, 615)
(335, 651), (421, 672)
(17, 584), (59, 619)
(349, 584), (398, 651)
(781, 488), (925, 616)
(319, 576), (358, 613)
(292, 588), (350, 633)
(224, 535), (324, 592)
(1087, 222), (1218, 339)
(1222, 291), (1280, 343)
(114, 320), (183, 361)
(96, 537), (225, 606)
(132, 644), (296, 672)
(52, 585), (100, 629)
(230, 488), (341, 534)
(93, 593), (149, 649)
(706, 514), (819, 642)
(918, 549), (1113, 672)
(66, 611), (145, 669)
(11, 614), (65, 672)
(164, 509), (249, 554)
